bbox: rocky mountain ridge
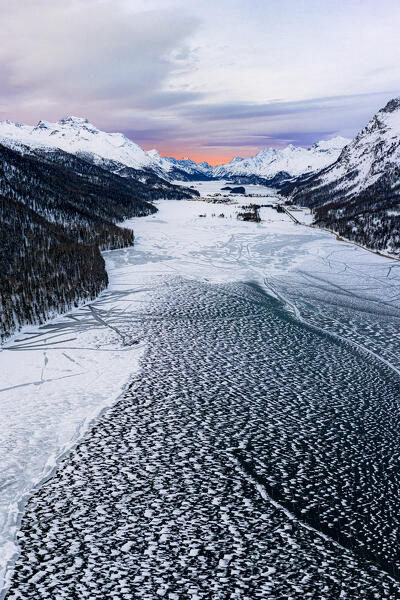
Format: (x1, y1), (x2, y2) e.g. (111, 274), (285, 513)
(0, 117), (350, 184)
(213, 136), (350, 181)
(282, 97), (400, 253)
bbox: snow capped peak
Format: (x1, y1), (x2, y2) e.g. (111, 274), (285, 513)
(32, 117), (98, 135)
(34, 120), (53, 130)
(145, 148), (174, 173)
(148, 148), (162, 158)
(311, 136), (350, 152)
(0, 116), (155, 171)
(56, 116), (100, 134)
(58, 116), (90, 126)
(375, 98), (400, 134)
(351, 97), (400, 145)
(229, 156), (245, 164)
(299, 96), (400, 197)
(350, 97), (400, 155)
(213, 136), (350, 179)
(380, 96), (400, 114)
(255, 147), (276, 159)
(330, 135), (352, 146)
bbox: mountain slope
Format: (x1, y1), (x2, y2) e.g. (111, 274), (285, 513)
(147, 150), (214, 181)
(0, 116), (155, 172)
(282, 98), (400, 254)
(0, 117), (350, 184)
(213, 136), (350, 182)
(0, 141), (170, 341)
(0, 142), (159, 248)
(0, 195), (107, 343)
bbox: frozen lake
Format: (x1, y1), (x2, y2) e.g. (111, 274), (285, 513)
(1, 181), (400, 595)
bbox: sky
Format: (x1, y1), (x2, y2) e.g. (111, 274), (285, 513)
(1, 0), (400, 164)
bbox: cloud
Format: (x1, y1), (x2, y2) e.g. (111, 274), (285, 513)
(0, 0), (199, 112)
(176, 91), (397, 122)
(154, 90), (398, 154)
(1, 0), (400, 161)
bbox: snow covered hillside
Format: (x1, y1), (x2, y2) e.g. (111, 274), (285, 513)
(213, 136), (350, 181)
(288, 97), (400, 197)
(0, 117), (157, 172)
(0, 116), (349, 183)
(283, 97), (400, 253)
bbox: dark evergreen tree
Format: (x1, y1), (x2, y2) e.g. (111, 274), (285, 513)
(0, 142), (198, 340)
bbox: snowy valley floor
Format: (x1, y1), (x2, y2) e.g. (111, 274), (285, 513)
(1, 182), (400, 598)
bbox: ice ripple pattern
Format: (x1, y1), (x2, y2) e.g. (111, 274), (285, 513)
(5, 279), (400, 599)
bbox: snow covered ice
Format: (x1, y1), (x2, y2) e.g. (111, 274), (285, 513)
(0, 256), (149, 592)
(1, 181), (400, 598)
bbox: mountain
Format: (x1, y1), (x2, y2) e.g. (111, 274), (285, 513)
(147, 150), (214, 181)
(0, 140), (157, 341)
(0, 117), (214, 182)
(213, 136), (350, 183)
(0, 137), (199, 341)
(0, 117), (350, 184)
(0, 116), (156, 172)
(282, 97), (400, 254)
(0, 118), (200, 200)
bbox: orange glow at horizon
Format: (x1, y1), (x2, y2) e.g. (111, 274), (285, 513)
(177, 153), (238, 166)
(143, 145), (263, 166)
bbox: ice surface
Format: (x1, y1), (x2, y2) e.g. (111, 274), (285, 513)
(1, 180), (399, 594)
(0, 257), (149, 591)
(6, 256), (400, 597)
(124, 181), (399, 293)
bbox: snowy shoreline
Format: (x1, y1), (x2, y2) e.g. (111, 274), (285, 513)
(0, 251), (151, 593)
(0, 380), (139, 599)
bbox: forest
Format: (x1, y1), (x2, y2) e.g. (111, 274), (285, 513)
(0, 142), (196, 341)
(281, 167), (400, 254)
